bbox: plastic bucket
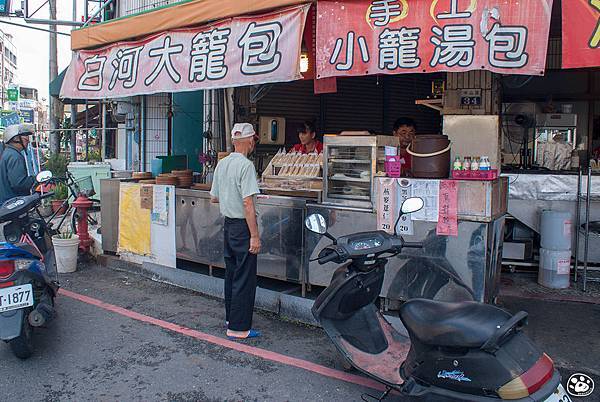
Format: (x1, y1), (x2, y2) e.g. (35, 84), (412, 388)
(538, 248), (571, 289)
(52, 235), (79, 274)
(540, 210), (572, 251)
(406, 135), (451, 178)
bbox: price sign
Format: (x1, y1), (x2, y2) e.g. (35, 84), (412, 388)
(396, 179), (414, 236)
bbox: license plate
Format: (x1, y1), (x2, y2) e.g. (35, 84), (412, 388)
(545, 385), (573, 402)
(0, 284), (34, 313)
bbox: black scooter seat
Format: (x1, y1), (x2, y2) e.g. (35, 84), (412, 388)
(399, 299), (511, 348)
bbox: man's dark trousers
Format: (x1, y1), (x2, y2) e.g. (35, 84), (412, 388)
(223, 217), (257, 331)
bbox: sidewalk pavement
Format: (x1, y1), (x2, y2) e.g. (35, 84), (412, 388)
(28, 260), (600, 401)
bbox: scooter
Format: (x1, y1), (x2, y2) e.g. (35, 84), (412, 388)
(0, 171), (59, 359)
(305, 197), (571, 402)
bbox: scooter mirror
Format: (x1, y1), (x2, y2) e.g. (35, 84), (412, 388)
(305, 213), (327, 234)
(36, 170), (53, 183)
(401, 197), (424, 214)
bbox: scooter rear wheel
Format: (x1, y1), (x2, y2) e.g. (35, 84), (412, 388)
(9, 318), (34, 359)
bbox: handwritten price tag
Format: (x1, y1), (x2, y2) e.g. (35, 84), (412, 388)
(437, 180), (458, 237)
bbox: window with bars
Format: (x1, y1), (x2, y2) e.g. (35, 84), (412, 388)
(118, 0), (182, 17)
(143, 93), (171, 172)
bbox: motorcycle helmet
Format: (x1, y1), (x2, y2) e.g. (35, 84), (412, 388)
(3, 123), (34, 144)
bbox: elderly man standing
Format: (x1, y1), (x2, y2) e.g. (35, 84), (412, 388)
(210, 123), (261, 340)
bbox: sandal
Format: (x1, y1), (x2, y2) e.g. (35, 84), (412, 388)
(227, 329), (261, 340)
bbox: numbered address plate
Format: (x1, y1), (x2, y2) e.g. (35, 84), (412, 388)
(0, 284), (34, 313)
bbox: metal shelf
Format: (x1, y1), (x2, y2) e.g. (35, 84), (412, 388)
(329, 176), (371, 183)
(328, 159), (372, 164)
(328, 193), (371, 201)
(574, 166), (595, 291)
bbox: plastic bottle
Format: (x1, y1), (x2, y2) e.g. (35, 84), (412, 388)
(462, 156), (471, 171)
(471, 157), (480, 170)
(453, 156), (463, 171)
(480, 156), (491, 170)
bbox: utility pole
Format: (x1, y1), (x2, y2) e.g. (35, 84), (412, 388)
(48, 0), (63, 155)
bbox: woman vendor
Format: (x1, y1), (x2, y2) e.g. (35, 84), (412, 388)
(289, 121), (323, 154)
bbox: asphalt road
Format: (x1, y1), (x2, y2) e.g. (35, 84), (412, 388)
(0, 262), (599, 402)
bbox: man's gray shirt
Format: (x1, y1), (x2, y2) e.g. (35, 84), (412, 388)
(210, 153), (260, 219)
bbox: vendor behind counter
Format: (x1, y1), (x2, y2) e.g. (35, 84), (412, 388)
(392, 117), (418, 175)
(289, 121), (323, 154)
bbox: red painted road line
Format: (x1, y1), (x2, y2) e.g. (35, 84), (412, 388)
(59, 288), (387, 392)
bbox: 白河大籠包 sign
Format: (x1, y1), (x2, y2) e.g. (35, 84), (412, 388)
(61, 5), (310, 99)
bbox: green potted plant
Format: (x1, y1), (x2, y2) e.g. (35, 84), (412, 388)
(51, 182), (69, 215)
(51, 230), (79, 273)
(87, 149), (102, 163)
(45, 153), (68, 178)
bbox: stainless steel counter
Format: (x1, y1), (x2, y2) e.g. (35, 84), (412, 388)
(176, 189), (306, 284)
(304, 204), (504, 304)
(175, 188), (505, 303)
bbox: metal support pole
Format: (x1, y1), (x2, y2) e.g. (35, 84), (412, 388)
(85, 100), (89, 160)
(24, 18), (83, 27)
(70, 104), (77, 161)
(574, 168), (582, 283)
(583, 166), (592, 291)
(48, 0), (63, 155)
(82, 0), (114, 27)
(0, 20), (71, 35)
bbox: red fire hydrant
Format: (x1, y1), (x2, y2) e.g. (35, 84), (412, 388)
(72, 195), (93, 253)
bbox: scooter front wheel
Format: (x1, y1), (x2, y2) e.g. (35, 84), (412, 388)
(9, 317), (34, 359)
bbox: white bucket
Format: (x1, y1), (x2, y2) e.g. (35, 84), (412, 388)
(52, 235), (80, 274)
(540, 210), (572, 251)
(538, 248), (571, 289)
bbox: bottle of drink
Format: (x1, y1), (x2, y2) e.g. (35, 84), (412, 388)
(453, 156), (463, 171)
(462, 156), (471, 171)
(471, 157), (480, 170)
(480, 156), (491, 170)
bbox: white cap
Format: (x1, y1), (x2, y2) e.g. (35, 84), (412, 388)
(231, 123), (256, 140)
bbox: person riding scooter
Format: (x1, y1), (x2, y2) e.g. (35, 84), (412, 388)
(0, 124), (37, 204)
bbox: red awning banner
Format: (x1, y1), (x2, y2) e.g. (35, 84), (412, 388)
(316, 0), (553, 79)
(562, 0), (600, 69)
(61, 5), (310, 99)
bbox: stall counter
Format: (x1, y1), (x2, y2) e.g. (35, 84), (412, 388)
(175, 177), (508, 303)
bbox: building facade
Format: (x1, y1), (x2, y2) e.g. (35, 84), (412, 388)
(0, 30), (17, 109)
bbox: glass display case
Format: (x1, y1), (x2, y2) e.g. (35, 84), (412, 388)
(323, 134), (399, 210)
(534, 113), (577, 165)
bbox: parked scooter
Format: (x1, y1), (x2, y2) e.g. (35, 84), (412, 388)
(306, 197), (570, 402)
(0, 170), (59, 359)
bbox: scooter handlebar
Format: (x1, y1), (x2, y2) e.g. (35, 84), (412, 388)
(318, 252), (339, 265)
(402, 241), (424, 249)
(40, 192), (55, 200)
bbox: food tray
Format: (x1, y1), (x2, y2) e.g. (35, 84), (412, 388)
(452, 169), (498, 181)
